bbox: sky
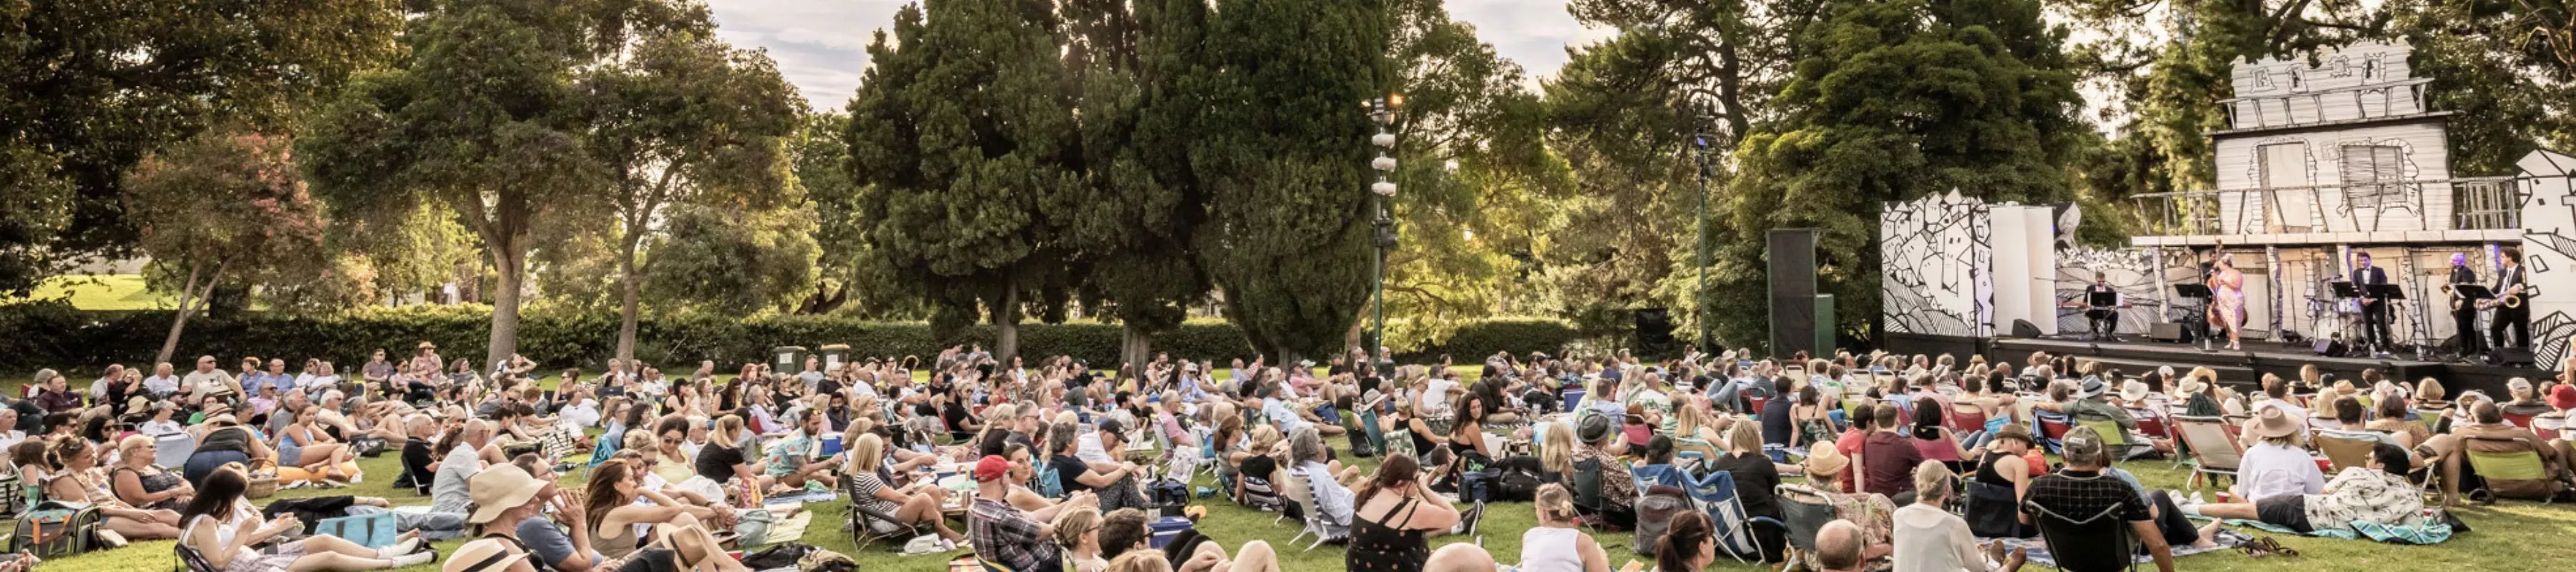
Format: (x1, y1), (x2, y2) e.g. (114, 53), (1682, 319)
(707, 0), (1603, 110)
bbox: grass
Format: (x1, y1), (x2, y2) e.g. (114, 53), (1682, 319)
(6, 275), (175, 310)
(37, 430), (2576, 572)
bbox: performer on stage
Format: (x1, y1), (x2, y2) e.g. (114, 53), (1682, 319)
(2491, 248), (2531, 351)
(2084, 272), (2123, 342)
(2209, 253), (2247, 350)
(2449, 253), (2484, 355)
(2198, 241), (2225, 342)
(2352, 252), (2391, 355)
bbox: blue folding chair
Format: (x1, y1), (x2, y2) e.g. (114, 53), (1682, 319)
(1634, 463), (1692, 492)
(1683, 470), (1785, 563)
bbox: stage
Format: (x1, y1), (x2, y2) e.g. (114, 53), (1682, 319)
(1884, 331), (2551, 398)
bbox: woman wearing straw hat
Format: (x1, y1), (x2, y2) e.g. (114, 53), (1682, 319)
(2234, 406), (2324, 503)
(1794, 442), (1893, 571)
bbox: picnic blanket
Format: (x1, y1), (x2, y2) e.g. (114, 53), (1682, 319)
(1984, 528), (2251, 568)
(766, 489), (839, 504)
(2219, 518), (2454, 544)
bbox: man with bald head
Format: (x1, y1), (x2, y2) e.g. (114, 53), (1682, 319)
(1814, 520), (1867, 572)
(2424, 398), (2575, 504)
(431, 419), (496, 516)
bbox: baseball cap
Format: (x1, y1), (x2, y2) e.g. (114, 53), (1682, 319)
(2061, 426), (2105, 463)
(973, 455), (1012, 482)
(2551, 385), (2576, 410)
(1096, 418), (1126, 438)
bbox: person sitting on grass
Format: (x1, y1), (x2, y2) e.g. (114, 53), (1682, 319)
(182, 465), (433, 572)
(1053, 420), (1151, 512)
(844, 433), (965, 545)
(585, 458), (743, 561)
(2234, 406), (2324, 503)
(2181, 441), (2422, 534)
(761, 408), (840, 490)
(1347, 454), (1462, 572)
(275, 403), (357, 486)
(1892, 461), (2025, 572)
(112, 433), (194, 512)
(42, 436), (183, 541)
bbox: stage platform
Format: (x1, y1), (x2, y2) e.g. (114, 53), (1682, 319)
(1883, 332), (2550, 398)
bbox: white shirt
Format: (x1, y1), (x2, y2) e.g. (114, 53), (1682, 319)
(1893, 503), (1996, 572)
(2235, 441), (2326, 503)
(0, 430), (23, 454)
(143, 375), (182, 395)
(302, 374), (341, 393)
(140, 420), (184, 439)
(1519, 527), (1586, 572)
(1077, 433), (1113, 465)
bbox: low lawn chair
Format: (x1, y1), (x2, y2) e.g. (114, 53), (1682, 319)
(2313, 430), (2384, 473)
(2464, 435), (2563, 503)
(2173, 415), (2241, 492)
(841, 478), (930, 551)
(2034, 411), (2075, 454)
(2076, 418), (2132, 459)
(1775, 484), (1838, 566)
(2026, 501), (2138, 572)
(1283, 473), (1347, 551)
(1687, 470), (1783, 563)
(1948, 403), (1989, 434)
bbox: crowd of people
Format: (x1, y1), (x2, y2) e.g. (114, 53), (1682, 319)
(8, 341), (2576, 572)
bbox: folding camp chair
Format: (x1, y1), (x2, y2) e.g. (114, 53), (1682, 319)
(2026, 501), (2139, 572)
(1685, 470), (1783, 563)
(2034, 411), (2074, 454)
(2173, 415), (2242, 491)
(2464, 435), (2562, 504)
(2313, 430), (2384, 473)
(2077, 418), (2140, 460)
(1269, 465), (1304, 526)
(1283, 473), (1347, 551)
(1570, 457), (1617, 531)
(841, 478), (930, 551)
(1948, 403), (1989, 433)
(1775, 484), (1838, 567)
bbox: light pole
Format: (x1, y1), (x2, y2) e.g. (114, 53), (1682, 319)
(1367, 94), (1403, 363)
(1693, 112), (1715, 355)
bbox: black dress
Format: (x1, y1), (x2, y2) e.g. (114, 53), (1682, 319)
(1347, 496), (1429, 572)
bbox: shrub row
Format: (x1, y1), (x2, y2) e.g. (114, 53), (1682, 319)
(0, 301), (1581, 371)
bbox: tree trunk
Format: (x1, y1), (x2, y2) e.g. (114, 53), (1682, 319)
(995, 277), (1022, 363)
(488, 245), (527, 375)
(615, 237), (642, 364)
(1121, 322), (1152, 374)
(156, 262), (212, 365)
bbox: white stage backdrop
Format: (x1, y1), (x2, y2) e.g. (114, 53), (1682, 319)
(1880, 192), (1992, 337)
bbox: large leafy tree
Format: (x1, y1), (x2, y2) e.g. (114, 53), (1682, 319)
(1186, 0), (1390, 363)
(590, 20), (802, 363)
(1372, 0), (1574, 351)
(643, 205), (819, 315)
(302, 0), (659, 369)
(121, 130), (329, 363)
(0, 0), (398, 296)
(791, 112), (914, 317)
(1716, 0), (2085, 347)
(845, 0), (1085, 360)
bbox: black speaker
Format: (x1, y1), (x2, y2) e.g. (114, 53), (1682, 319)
(1635, 307), (1677, 358)
(2148, 322), (2186, 342)
(1769, 230), (1820, 358)
(2010, 320), (2043, 338)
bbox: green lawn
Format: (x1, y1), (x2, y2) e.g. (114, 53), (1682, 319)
(6, 274), (175, 310)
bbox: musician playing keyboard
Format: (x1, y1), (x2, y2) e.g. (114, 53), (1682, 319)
(2070, 272), (2129, 341)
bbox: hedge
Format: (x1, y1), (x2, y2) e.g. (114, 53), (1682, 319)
(0, 301), (1581, 371)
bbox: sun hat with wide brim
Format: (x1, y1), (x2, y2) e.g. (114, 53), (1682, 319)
(465, 464), (547, 524)
(2120, 379), (2151, 402)
(2078, 375), (2107, 398)
(1802, 441), (1848, 476)
(2249, 405), (2305, 439)
(444, 537), (528, 572)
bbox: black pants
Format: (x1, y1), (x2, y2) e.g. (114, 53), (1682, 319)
(2087, 310), (2118, 340)
(2454, 308), (2485, 354)
(2360, 302), (2392, 350)
(2145, 490), (2202, 547)
(2493, 305), (2531, 350)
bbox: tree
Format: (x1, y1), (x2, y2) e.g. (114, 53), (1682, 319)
(303, 0), (640, 370)
(789, 112), (913, 317)
(590, 22), (802, 363)
(0, 0), (398, 296)
(845, 0), (1085, 361)
(1060, 0), (1219, 368)
(1716, 0), (2086, 347)
(120, 129), (329, 363)
(1372, 0), (1574, 352)
(1186, 0), (1390, 363)
(643, 205), (819, 315)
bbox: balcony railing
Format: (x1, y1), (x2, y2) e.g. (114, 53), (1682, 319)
(2127, 176), (2525, 237)
(2215, 78), (2434, 132)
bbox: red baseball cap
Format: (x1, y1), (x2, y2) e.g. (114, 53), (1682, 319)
(2550, 385), (2576, 411)
(973, 455), (1011, 482)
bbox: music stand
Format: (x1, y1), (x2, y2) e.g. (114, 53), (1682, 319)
(2328, 280), (2360, 300)
(2451, 284), (2494, 304)
(2172, 284), (2211, 300)
(2088, 291), (2117, 308)
(2366, 283), (2404, 301)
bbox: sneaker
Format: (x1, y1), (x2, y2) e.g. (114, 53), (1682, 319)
(390, 551), (436, 567)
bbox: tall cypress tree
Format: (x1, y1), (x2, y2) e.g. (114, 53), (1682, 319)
(1189, 0), (1390, 363)
(1063, 0), (1217, 368)
(844, 0), (1084, 360)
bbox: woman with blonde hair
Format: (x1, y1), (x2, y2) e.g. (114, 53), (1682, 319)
(844, 433), (962, 544)
(1053, 506), (1108, 572)
(1519, 483), (1611, 572)
(44, 436), (185, 540)
(1538, 421), (1577, 482)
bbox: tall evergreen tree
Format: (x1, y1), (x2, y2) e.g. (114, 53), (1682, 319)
(844, 0), (1085, 360)
(1716, 0), (2084, 347)
(1064, 0), (1217, 368)
(1188, 0), (1390, 363)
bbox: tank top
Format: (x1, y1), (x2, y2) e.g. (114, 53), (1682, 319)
(1518, 526), (1585, 572)
(1347, 496), (1428, 572)
(592, 514), (643, 559)
(185, 508), (263, 565)
(1974, 450), (2014, 484)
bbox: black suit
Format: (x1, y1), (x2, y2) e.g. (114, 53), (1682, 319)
(2494, 265), (2531, 349)
(2084, 285), (2120, 340)
(2352, 265), (2391, 350)
(2451, 265), (2484, 354)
